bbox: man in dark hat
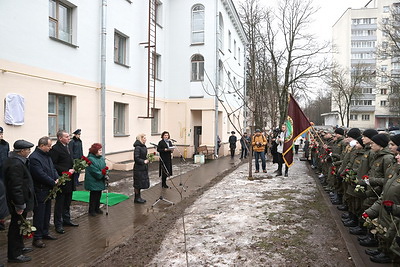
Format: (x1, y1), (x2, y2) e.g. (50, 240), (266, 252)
(69, 129), (83, 186)
(240, 132), (251, 159)
(49, 130), (78, 235)
(0, 126), (9, 231)
(29, 136), (59, 248)
(228, 131), (237, 159)
(3, 140), (35, 263)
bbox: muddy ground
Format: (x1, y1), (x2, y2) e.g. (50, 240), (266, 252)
(94, 157), (354, 267)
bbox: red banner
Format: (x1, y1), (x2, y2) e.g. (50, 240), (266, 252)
(283, 94), (312, 167)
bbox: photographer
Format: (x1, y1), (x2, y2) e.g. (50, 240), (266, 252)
(276, 124), (289, 177)
(252, 129), (267, 173)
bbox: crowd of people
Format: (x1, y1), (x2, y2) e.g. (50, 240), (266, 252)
(0, 128), (110, 264)
(310, 127), (400, 264)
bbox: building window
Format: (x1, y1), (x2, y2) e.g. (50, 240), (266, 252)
(191, 54), (204, 81)
(192, 4), (205, 44)
(383, 6), (390, 13)
(381, 100), (387, 106)
(382, 77), (388, 83)
(154, 53), (161, 80)
(362, 114), (370, 121)
(48, 93), (72, 137)
(218, 60), (223, 86)
(350, 114), (358, 121)
(218, 14), (224, 50)
(228, 30), (232, 51)
(114, 102), (127, 135)
(49, 0), (74, 43)
(156, 1), (163, 26)
(114, 31), (128, 65)
(238, 47), (241, 63)
(362, 88), (372, 94)
(234, 40), (237, 59)
(381, 88), (388, 94)
(151, 108), (160, 134)
(381, 65), (388, 72)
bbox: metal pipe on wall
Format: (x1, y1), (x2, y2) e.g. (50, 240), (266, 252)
(101, 0), (107, 157)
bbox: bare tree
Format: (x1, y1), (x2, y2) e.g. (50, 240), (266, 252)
(329, 63), (375, 127)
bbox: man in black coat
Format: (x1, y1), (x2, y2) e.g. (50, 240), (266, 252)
(30, 136), (59, 248)
(69, 129), (83, 186)
(49, 130), (78, 234)
(228, 131), (237, 159)
(0, 126), (9, 231)
(0, 178), (9, 266)
(3, 140), (35, 263)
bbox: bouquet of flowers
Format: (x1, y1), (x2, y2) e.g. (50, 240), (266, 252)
(45, 171), (72, 202)
(354, 184), (365, 193)
(147, 152), (156, 162)
(18, 215), (36, 239)
(73, 156), (92, 173)
(362, 214), (387, 235)
(343, 169), (357, 183)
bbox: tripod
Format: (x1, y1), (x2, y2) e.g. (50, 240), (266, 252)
(171, 140), (187, 192)
(150, 143), (174, 207)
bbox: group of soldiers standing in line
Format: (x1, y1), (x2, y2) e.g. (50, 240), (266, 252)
(311, 127), (400, 263)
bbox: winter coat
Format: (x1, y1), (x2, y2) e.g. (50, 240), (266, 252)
(346, 147), (367, 198)
(69, 136), (83, 160)
(84, 153), (106, 191)
(133, 140), (150, 189)
(29, 147), (58, 191)
(0, 139), (9, 181)
(252, 134), (267, 152)
(228, 135), (237, 149)
(362, 147), (394, 207)
(276, 131), (286, 154)
(49, 141), (75, 193)
(0, 180), (9, 219)
(240, 135), (251, 148)
(3, 152), (35, 212)
(157, 139), (173, 177)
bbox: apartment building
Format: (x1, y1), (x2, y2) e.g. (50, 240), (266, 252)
(328, 0), (400, 128)
(0, 0), (247, 167)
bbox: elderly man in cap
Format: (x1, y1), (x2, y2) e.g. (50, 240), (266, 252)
(69, 129), (83, 186)
(30, 136), (59, 248)
(49, 130), (77, 235)
(3, 140), (35, 263)
(228, 131), (237, 159)
(0, 126), (9, 231)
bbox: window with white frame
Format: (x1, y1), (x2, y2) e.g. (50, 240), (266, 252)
(218, 60), (223, 86)
(381, 88), (388, 94)
(383, 6), (390, 13)
(191, 4), (205, 44)
(362, 88), (373, 94)
(381, 100), (387, 106)
(393, 62), (400, 70)
(151, 108), (160, 134)
(362, 114), (370, 121)
(156, 1), (163, 26)
(114, 102), (127, 135)
(234, 40), (237, 58)
(114, 31), (128, 65)
(191, 54), (204, 81)
(48, 93), (72, 137)
(49, 0), (74, 43)
(218, 14), (224, 50)
(228, 30), (232, 51)
(154, 53), (161, 80)
(350, 114), (358, 121)
(381, 65), (388, 72)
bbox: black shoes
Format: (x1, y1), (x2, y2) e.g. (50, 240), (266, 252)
(359, 236), (379, 247)
(63, 221), (79, 227)
(342, 219), (358, 227)
(162, 184), (169, 188)
(365, 248), (381, 256)
(134, 197), (146, 204)
(8, 255), (31, 263)
(96, 209), (103, 214)
(22, 247), (33, 254)
(32, 239), (46, 248)
(43, 235), (57, 240)
(275, 172), (282, 177)
(89, 212), (97, 217)
(284, 172), (288, 177)
(337, 204), (348, 211)
(370, 252), (392, 263)
(55, 227), (65, 234)
(349, 226), (367, 235)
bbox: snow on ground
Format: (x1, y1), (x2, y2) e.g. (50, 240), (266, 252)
(148, 159), (318, 266)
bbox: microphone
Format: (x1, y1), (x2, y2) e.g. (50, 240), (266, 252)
(150, 142), (158, 147)
(170, 139), (177, 142)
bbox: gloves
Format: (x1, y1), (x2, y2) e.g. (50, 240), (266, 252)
(382, 200), (395, 215)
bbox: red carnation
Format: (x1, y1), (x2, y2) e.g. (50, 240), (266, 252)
(345, 169), (350, 172)
(362, 212), (369, 219)
(362, 175), (369, 180)
(383, 200), (395, 207)
(62, 171), (72, 177)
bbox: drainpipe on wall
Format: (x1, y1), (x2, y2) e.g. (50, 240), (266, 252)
(214, 0), (219, 158)
(101, 0), (107, 157)
(243, 43), (248, 132)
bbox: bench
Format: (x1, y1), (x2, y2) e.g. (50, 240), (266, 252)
(197, 145), (215, 159)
